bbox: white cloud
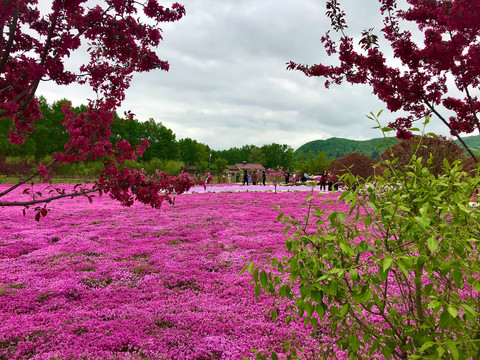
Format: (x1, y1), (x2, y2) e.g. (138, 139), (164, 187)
(38, 0), (461, 151)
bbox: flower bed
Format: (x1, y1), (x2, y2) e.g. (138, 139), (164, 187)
(0, 184), (342, 359)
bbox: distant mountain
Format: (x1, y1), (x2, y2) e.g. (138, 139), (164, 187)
(295, 137), (398, 159)
(456, 134), (480, 154)
(295, 134), (480, 160)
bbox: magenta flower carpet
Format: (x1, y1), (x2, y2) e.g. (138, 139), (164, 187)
(0, 184), (339, 359)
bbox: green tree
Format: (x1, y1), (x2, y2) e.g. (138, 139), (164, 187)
(178, 138), (210, 166)
(295, 150), (330, 175)
(214, 145), (256, 165)
(141, 119), (178, 161)
(261, 143), (294, 170)
(212, 158), (228, 182)
(248, 147), (266, 165)
(0, 97), (71, 158)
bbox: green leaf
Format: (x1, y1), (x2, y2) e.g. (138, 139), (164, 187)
(254, 283), (261, 299)
(340, 302), (349, 317)
(348, 268), (359, 282)
(428, 300), (440, 310)
(397, 262), (409, 278)
(446, 342), (459, 360)
(304, 301), (315, 316)
(427, 237), (439, 253)
(447, 306), (458, 318)
(424, 283), (433, 297)
(419, 341), (435, 353)
(271, 352), (279, 360)
(306, 195), (313, 202)
(336, 212), (347, 222)
(381, 345), (392, 358)
(300, 285), (309, 298)
(239, 263), (252, 276)
(316, 302), (326, 319)
(415, 216), (429, 228)
(383, 257), (393, 272)
(451, 267), (463, 287)
(339, 242), (353, 256)
(436, 346), (445, 357)
(260, 270), (268, 288)
(462, 303), (477, 317)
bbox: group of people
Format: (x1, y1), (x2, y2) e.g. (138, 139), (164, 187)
(216, 169), (338, 191)
(242, 170), (266, 186)
(287, 171), (338, 191)
(318, 171), (338, 191)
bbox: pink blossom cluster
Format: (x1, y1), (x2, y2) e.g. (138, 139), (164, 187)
(1, 1), (191, 212)
(288, 0), (480, 141)
(0, 184), (339, 359)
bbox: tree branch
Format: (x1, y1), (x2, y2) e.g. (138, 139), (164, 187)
(464, 86), (480, 134)
(0, 1), (18, 74)
(0, 185), (115, 207)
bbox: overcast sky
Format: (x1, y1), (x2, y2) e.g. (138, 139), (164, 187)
(39, 0), (456, 151)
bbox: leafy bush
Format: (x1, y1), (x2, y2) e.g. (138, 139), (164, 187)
(0, 155), (35, 177)
(161, 160), (184, 176)
(328, 152), (376, 181)
(247, 117), (480, 359)
(142, 158), (164, 174)
(380, 135), (475, 177)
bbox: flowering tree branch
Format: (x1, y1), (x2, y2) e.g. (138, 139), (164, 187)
(288, 0), (480, 162)
(0, 0), (203, 214)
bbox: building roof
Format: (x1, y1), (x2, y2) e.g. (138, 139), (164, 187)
(181, 166), (197, 172)
(235, 163), (265, 171)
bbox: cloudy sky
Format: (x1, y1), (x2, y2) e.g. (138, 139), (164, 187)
(39, 0), (454, 151)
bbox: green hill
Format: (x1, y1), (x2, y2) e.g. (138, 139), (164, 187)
(456, 134), (480, 154)
(295, 137), (398, 159)
(295, 134), (480, 160)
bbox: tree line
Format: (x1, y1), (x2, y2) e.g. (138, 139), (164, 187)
(0, 97), (331, 178)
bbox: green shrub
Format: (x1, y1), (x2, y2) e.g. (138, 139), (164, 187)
(160, 159), (184, 176)
(246, 115), (480, 359)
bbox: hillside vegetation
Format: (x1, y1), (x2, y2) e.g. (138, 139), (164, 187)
(295, 135), (480, 159)
(295, 137), (398, 159)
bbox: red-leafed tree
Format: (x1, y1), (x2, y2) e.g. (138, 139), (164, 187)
(380, 134), (475, 176)
(0, 0), (203, 217)
(287, 0), (480, 162)
(328, 152), (376, 180)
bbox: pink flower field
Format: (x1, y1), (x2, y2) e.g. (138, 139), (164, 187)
(0, 184), (340, 360)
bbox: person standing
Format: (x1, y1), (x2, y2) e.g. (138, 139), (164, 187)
(285, 172), (290, 184)
(252, 171), (257, 185)
(243, 170), (248, 185)
(320, 170), (327, 191)
(228, 172), (232, 183)
(248, 172), (252, 185)
(327, 172), (334, 191)
(262, 170), (266, 185)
